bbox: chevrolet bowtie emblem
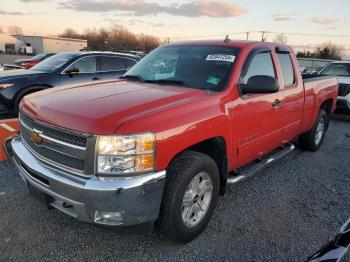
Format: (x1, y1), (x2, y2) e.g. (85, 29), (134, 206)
(31, 129), (43, 145)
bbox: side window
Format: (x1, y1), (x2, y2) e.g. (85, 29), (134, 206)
(278, 54), (295, 86)
(66, 56), (96, 73)
(100, 56), (127, 72)
(241, 52), (275, 84)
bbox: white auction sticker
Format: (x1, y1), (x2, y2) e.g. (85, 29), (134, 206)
(206, 54), (235, 63)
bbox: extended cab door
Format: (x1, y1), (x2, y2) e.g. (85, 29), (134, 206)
(61, 56), (98, 85)
(275, 47), (304, 141)
(97, 56), (137, 80)
(232, 47), (284, 167)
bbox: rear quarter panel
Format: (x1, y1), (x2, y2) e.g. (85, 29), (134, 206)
(301, 77), (338, 133)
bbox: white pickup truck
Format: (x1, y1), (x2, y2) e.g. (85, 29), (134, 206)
(318, 61), (350, 112)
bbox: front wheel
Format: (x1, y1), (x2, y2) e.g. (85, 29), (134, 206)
(299, 110), (328, 152)
(159, 151), (220, 243)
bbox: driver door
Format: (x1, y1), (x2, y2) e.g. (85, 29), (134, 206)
(230, 48), (284, 167)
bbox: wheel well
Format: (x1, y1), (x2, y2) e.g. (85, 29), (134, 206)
(320, 99), (333, 116)
(174, 137), (228, 195)
(320, 99), (333, 129)
(14, 86), (48, 109)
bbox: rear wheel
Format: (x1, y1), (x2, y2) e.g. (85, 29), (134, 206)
(159, 151), (220, 243)
(299, 110), (328, 152)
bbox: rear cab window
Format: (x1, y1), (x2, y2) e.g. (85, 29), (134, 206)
(277, 53), (295, 86)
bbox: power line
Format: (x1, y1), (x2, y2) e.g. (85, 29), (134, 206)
(268, 31), (350, 38)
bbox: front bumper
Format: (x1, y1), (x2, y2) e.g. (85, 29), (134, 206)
(337, 95), (350, 111)
(6, 136), (166, 226)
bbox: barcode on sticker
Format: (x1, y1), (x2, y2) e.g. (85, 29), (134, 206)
(206, 54), (235, 63)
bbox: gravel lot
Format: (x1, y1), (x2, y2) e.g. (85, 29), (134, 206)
(0, 116), (349, 262)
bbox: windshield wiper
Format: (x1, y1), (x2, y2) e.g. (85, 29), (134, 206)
(145, 79), (185, 86)
(120, 74), (145, 82)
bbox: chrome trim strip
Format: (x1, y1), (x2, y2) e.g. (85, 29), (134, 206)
(40, 133), (86, 151)
(19, 118), (86, 151)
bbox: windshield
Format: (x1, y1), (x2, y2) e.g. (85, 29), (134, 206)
(124, 45), (240, 91)
(30, 52), (79, 72)
(320, 63), (350, 77)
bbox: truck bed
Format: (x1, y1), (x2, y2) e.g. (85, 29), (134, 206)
(300, 75), (338, 134)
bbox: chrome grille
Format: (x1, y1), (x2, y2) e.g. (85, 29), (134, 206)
(20, 112), (87, 147)
(19, 111), (93, 176)
(339, 84), (350, 97)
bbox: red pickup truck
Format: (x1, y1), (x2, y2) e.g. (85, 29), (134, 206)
(6, 40), (338, 243)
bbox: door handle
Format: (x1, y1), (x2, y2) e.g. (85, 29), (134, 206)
(272, 99), (284, 107)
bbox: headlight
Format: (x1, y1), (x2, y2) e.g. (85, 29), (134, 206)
(0, 83), (14, 89)
(96, 133), (155, 175)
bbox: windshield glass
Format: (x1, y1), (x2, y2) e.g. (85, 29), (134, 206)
(320, 63), (350, 77)
(30, 52), (79, 72)
(124, 45), (240, 91)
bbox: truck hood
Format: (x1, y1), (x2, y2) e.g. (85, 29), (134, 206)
(22, 80), (205, 134)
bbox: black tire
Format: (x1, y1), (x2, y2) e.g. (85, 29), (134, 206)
(159, 151), (220, 243)
(299, 110), (328, 152)
(14, 88), (44, 111)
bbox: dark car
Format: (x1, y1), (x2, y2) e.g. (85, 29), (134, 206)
(14, 53), (56, 69)
(0, 51), (140, 118)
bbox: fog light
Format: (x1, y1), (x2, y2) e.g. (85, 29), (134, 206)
(94, 211), (124, 225)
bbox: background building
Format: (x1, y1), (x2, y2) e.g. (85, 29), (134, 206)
(1, 34), (87, 55)
(0, 34), (19, 54)
(13, 35), (87, 54)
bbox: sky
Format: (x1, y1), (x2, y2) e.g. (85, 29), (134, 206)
(1, 0), (349, 57)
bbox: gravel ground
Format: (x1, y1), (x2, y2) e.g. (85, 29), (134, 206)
(0, 116), (349, 262)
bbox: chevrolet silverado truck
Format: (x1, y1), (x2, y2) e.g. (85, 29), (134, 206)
(5, 40), (338, 243)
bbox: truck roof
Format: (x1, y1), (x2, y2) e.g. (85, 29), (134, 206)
(167, 40), (288, 49)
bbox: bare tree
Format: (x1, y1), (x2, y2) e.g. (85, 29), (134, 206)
(273, 33), (288, 45)
(8, 26), (23, 35)
(315, 42), (343, 60)
(58, 24), (161, 52)
(58, 28), (81, 39)
(296, 42), (344, 60)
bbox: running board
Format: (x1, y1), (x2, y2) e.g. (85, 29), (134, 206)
(227, 143), (295, 185)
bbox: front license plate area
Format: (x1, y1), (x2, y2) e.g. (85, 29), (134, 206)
(27, 183), (55, 210)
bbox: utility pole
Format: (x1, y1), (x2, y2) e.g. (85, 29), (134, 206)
(246, 32), (250, 40)
(260, 31), (267, 42)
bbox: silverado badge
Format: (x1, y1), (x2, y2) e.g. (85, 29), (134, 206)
(31, 129), (43, 145)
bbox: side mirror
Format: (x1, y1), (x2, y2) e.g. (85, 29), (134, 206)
(240, 75), (279, 95)
(65, 68), (80, 77)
